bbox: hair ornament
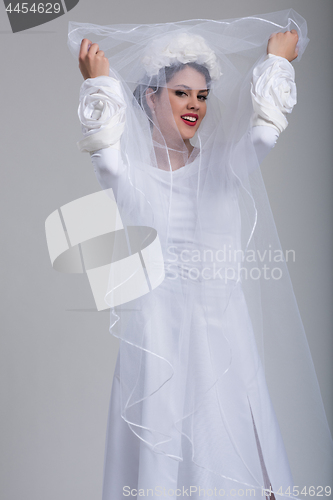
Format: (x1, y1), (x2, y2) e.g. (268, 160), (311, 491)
(141, 32), (222, 81)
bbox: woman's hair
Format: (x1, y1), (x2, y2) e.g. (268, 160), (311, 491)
(133, 62), (211, 125)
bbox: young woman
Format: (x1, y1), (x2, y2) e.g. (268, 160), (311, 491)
(68, 11), (332, 500)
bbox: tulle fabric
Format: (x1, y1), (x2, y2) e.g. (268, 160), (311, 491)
(68, 10), (333, 499)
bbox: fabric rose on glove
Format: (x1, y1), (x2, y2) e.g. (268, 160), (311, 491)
(77, 76), (126, 153)
(251, 54), (297, 133)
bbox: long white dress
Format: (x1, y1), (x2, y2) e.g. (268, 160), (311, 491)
(96, 137), (295, 499)
(75, 49), (332, 498)
(81, 61), (292, 495)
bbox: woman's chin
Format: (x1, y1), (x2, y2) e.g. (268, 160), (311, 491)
(180, 129), (197, 141)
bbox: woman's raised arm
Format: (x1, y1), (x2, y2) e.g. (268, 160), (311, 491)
(76, 39), (128, 194)
(250, 30), (299, 164)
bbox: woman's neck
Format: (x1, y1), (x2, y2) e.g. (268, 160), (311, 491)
(152, 130), (194, 171)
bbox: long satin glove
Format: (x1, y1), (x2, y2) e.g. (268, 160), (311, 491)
(251, 53), (297, 133)
(77, 75), (126, 154)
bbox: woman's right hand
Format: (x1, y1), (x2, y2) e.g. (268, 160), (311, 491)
(78, 38), (110, 80)
(267, 30), (299, 62)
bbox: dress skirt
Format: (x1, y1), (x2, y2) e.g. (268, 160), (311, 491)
(101, 277), (294, 499)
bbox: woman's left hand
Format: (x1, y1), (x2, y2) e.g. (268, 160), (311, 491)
(79, 38), (110, 80)
(267, 30), (299, 62)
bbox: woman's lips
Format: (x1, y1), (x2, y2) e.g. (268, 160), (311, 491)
(181, 113), (198, 127)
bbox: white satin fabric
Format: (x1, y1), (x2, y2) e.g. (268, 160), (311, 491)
(77, 76), (126, 152)
(251, 54), (297, 132)
(100, 153), (293, 499)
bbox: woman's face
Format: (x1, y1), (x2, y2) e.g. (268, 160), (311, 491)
(149, 66), (209, 143)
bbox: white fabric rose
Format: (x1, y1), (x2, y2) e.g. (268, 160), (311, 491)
(77, 76), (126, 153)
(141, 33), (222, 81)
(251, 54), (297, 134)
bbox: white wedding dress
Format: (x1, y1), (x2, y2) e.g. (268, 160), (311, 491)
(98, 136), (294, 500)
(74, 50), (332, 499)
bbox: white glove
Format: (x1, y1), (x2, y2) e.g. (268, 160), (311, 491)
(77, 75), (126, 153)
(251, 53), (297, 134)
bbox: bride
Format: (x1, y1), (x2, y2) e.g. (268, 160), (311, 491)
(68, 12), (332, 500)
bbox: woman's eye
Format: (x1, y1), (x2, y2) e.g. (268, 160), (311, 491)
(175, 90), (187, 97)
(198, 95), (208, 101)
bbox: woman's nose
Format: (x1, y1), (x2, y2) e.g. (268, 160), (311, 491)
(187, 98), (200, 110)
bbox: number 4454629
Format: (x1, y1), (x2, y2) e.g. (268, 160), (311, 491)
(271, 486), (332, 497)
(5, 3), (61, 14)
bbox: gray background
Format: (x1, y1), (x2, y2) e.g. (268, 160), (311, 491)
(1, 1), (332, 499)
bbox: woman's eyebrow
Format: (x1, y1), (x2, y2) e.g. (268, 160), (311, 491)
(174, 85), (208, 93)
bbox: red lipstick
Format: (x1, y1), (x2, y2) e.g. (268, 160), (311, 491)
(181, 113), (198, 127)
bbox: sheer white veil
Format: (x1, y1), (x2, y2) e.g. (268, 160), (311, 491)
(68, 10), (332, 497)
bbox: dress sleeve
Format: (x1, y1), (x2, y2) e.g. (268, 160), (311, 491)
(250, 53), (297, 163)
(250, 125), (279, 165)
(77, 75), (128, 192)
(77, 75), (126, 153)
(90, 147), (127, 192)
